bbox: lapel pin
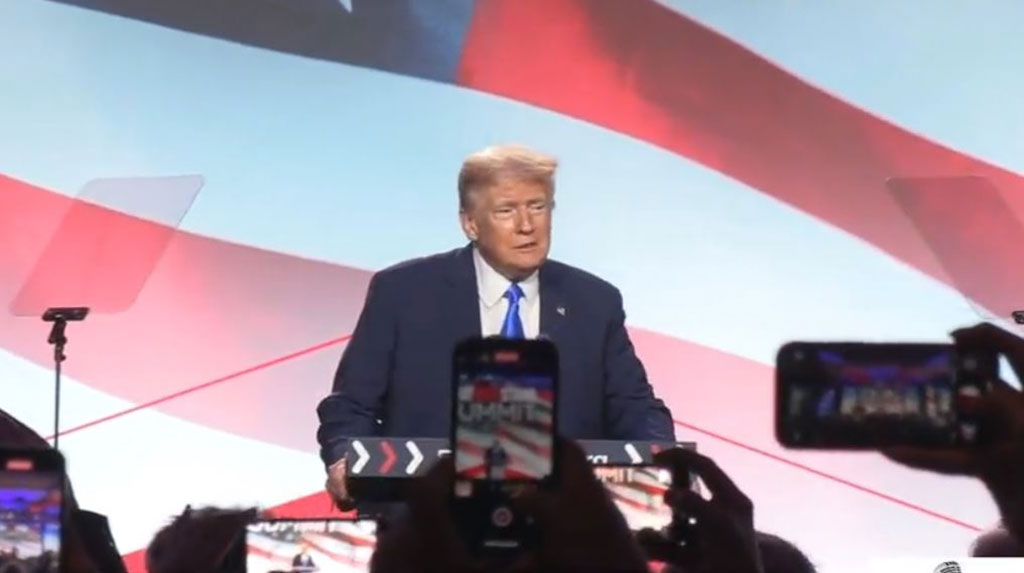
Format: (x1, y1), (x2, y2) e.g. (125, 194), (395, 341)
(556, 306), (566, 316)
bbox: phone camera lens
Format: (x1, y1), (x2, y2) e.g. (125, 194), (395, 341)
(491, 506), (514, 528)
(962, 356), (978, 372)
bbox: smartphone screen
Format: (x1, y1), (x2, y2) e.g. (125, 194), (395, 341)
(593, 465), (675, 530)
(451, 337), (558, 553)
(594, 464), (700, 557)
(0, 450), (64, 573)
(776, 342), (995, 448)
(245, 518), (377, 573)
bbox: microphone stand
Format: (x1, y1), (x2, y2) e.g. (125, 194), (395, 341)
(43, 307), (89, 450)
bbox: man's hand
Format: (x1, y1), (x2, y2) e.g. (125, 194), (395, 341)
(325, 457), (356, 512)
(884, 323), (1024, 545)
(637, 448), (764, 573)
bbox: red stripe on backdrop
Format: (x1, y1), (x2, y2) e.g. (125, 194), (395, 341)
(458, 0), (1024, 307)
(0, 175), (369, 452)
(122, 551), (145, 573)
(46, 334), (352, 441)
(890, 176), (1024, 324)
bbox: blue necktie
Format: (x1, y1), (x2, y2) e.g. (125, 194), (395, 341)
(500, 283), (525, 339)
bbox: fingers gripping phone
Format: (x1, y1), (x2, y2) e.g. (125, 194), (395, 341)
(594, 465), (700, 553)
(450, 337), (559, 556)
(776, 342), (997, 448)
(0, 449), (66, 572)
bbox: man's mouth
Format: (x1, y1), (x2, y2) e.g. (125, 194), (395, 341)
(514, 242), (538, 250)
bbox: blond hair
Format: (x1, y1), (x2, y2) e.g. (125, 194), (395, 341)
(458, 144), (558, 210)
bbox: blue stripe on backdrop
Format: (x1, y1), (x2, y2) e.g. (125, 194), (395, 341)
(46, 0), (476, 82)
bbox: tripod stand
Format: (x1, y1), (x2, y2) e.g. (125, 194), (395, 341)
(43, 307), (89, 449)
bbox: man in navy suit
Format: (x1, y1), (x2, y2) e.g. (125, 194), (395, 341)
(317, 144), (675, 506)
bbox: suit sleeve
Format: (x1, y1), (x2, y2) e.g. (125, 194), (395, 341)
(316, 273), (397, 467)
(602, 289), (676, 441)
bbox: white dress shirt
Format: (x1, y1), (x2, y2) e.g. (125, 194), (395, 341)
(473, 248), (540, 338)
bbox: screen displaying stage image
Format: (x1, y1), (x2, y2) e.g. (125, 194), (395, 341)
(593, 466), (674, 532)
(783, 345), (968, 445)
(245, 519), (377, 573)
(0, 473), (62, 573)
(454, 373), (555, 483)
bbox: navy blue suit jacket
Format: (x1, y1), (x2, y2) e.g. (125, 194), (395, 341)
(316, 245), (675, 466)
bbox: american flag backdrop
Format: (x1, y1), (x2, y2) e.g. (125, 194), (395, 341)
(455, 377), (555, 480)
(2, 1), (1024, 571)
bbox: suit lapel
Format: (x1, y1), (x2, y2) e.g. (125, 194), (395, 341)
(539, 263), (568, 344)
(445, 244), (482, 341)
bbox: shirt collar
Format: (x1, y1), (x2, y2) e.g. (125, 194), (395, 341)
(473, 247), (539, 308)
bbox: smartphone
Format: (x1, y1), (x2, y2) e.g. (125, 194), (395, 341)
(0, 449), (65, 573)
(594, 464), (700, 553)
(776, 342), (996, 448)
(245, 518), (377, 573)
(450, 337), (559, 556)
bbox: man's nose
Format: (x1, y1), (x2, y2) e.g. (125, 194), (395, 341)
(515, 208), (535, 233)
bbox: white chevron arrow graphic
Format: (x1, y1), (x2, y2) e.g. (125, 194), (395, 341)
(351, 440), (369, 474)
(406, 440), (423, 474)
(624, 442), (643, 464)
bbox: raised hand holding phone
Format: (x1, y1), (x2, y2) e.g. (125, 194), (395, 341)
(450, 337), (559, 559)
(637, 447), (764, 573)
(883, 323), (1024, 546)
(775, 340), (996, 449)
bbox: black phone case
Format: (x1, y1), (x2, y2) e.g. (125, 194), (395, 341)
(448, 336), (559, 557)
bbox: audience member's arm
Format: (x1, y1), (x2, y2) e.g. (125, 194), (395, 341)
(885, 323), (1024, 547)
(638, 448), (765, 573)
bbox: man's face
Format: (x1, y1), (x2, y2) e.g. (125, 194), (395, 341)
(460, 178), (553, 280)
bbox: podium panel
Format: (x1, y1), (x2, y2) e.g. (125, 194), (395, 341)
(345, 438), (696, 505)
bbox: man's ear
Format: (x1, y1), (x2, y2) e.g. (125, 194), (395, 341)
(459, 209), (479, 241)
